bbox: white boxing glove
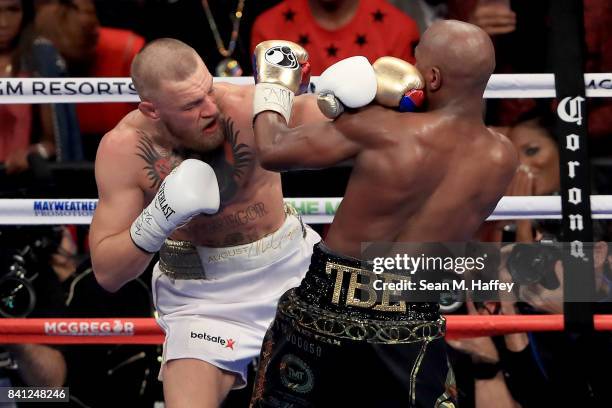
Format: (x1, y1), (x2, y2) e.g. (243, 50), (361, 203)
(315, 56), (378, 119)
(130, 159), (220, 253)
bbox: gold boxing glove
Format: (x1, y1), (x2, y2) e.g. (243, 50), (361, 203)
(372, 56), (425, 112)
(253, 40), (311, 123)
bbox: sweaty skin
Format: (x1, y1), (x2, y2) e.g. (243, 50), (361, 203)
(89, 40), (328, 408)
(92, 83), (286, 249)
(156, 83), (286, 247)
(91, 74), (323, 294)
(254, 20), (518, 258)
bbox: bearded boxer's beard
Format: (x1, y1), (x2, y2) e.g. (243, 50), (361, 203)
(168, 116), (225, 153)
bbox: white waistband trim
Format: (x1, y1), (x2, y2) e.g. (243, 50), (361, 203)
(195, 214), (307, 274)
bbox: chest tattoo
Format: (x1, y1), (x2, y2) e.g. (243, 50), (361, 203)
(189, 117), (255, 204)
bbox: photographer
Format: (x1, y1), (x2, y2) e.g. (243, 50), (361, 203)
(445, 245), (545, 408)
(503, 107), (611, 312)
(447, 106), (611, 406)
(445, 296), (525, 408)
(61, 257), (164, 407)
(471, 238), (612, 407)
(0, 226), (68, 402)
(462, 108), (612, 405)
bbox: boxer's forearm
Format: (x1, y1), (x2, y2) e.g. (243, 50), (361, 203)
(254, 112), (293, 171)
(255, 109), (359, 171)
(91, 229), (154, 293)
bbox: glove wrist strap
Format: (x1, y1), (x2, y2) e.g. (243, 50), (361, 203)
(130, 206), (168, 253)
(253, 83), (294, 124)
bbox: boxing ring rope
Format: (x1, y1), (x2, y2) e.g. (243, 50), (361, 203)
(0, 316), (610, 344)
(0, 74), (610, 344)
(1, 195), (610, 342)
(0, 73), (611, 104)
(1, 195), (612, 225)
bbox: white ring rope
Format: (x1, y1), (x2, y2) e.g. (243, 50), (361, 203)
(0, 73), (611, 104)
(0, 196), (611, 225)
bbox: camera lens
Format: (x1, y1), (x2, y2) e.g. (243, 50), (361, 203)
(507, 243), (561, 290)
(0, 274), (36, 318)
(438, 278), (464, 313)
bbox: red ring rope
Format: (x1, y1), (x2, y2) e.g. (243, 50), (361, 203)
(0, 315), (609, 344)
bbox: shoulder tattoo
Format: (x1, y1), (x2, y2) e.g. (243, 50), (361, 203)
(135, 134), (181, 190)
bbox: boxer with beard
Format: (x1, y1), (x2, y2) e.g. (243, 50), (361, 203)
(250, 20), (518, 407)
(89, 38), (340, 407)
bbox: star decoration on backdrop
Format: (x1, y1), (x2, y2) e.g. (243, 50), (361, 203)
(355, 34), (367, 47)
(372, 9), (385, 22)
(298, 34), (310, 47)
(283, 9), (296, 22)
(326, 44), (339, 57)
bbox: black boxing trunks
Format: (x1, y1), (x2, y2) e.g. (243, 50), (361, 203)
(250, 242), (457, 408)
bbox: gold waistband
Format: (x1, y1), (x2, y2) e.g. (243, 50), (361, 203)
(278, 290), (446, 344)
(159, 203), (304, 280)
(159, 239), (205, 280)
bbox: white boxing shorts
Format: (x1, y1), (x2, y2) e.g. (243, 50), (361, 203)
(152, 212), (320, 388)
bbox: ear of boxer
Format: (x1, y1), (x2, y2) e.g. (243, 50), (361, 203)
(373, 56), (426, 112)
(252, 40), (311, 124)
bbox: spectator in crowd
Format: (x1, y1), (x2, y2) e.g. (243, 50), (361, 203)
(462, 108), (611, 407)
(0, 226), (68, 399)
(502, 109), (560, 245)
(485, 241), (610, 407)
(454, 105), (611, 407)
(505, 109), (611, 309)
(0, 3), (80, 381)
(449, 239), (610, 407)
(389, 0), (447, 33)
(0, 0), (81, 178)
(62, 259), (163, 408)
(446, 0), (612, 153)
(143, 0), (279, 77)
(91, 0), (148, 35)
(507, 112), (559, 197)
(251, 0), (420, 74)
(35, 0), (145, 159)
(445, 296), (528, 408)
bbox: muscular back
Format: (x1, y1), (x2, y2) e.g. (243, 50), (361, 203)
(326, 106), (517, 257)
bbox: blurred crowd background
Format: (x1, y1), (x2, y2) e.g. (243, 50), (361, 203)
(0, 0), (610, 407)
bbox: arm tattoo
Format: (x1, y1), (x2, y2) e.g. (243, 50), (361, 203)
(136, 134), (180, 190)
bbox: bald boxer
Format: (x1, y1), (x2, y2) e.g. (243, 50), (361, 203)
(88, 38), (347, 407)
(250, 20), (518, 407)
